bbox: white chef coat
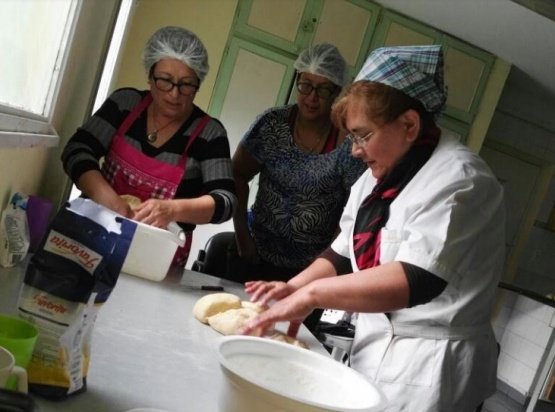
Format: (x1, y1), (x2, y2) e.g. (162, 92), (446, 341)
(331, 133), (505, 411)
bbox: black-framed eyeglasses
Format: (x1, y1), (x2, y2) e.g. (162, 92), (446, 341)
(296, 82), (336, 99)
(346, 130), (375, 147)
(152, 75), (199, 96)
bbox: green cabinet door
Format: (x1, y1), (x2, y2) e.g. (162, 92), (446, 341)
(309, 0), (380, 77)
(234, 0), (380, 77)
(209, 37), (297, 154)
(442, 34), (494, 123)
(369, 10), (494, 124)
(370, 10), (440, 50)
(233, 0), (315, 54)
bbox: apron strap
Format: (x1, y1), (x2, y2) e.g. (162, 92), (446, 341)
(178, 115), (211, 168)
(116, 93), (153, 137)
(391, 322), (493, 340)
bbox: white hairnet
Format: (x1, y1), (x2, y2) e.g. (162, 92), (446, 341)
(142, 26), (209, 83)
(293, 43), (348, 87)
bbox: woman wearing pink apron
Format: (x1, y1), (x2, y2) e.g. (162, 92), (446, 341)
(62, 26), (237, 267)
(101, 93), (210, 265)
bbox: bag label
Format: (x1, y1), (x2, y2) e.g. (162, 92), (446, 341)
(44, 230), (102, 273)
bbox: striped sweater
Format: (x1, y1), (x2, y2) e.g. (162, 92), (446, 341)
(61, 88), (236, 231)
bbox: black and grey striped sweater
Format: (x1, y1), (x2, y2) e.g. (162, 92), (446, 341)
(61, 88), (236, 231)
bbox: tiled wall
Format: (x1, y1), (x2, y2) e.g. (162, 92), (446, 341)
(493, 289), (555, 402)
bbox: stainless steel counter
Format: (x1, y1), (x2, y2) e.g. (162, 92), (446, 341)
(0, 260), (327, 412)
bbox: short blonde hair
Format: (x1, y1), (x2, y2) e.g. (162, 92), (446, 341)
(331, 81), (433, 132)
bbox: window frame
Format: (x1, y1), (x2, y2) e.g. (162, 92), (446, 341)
(0, 0), (112, 149)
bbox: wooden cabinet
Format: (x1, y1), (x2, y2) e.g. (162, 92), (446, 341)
(441, 35), (494, 123)
(209, 38), (297, 153)
(210, 0), (381, 152)
(308, 0), (380, 75)
(233, 0), (312, 55)
(369, 10), (440, 49)
(210, 3), (503, 152)
(233, 0), (380, 75)
(369, 10), (494, 125)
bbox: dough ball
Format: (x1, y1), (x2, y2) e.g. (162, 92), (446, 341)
(241, 301), (268, 314)
(192, 293), (242, 324)
(120, 194), (141, 210)
(268, 331), (309, 349)
(207, 307), (259, 335)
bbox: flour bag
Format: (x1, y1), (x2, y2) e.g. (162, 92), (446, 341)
(16, 198), (136, 400)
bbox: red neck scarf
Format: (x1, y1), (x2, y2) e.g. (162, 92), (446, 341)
(353, 127), (440, 270)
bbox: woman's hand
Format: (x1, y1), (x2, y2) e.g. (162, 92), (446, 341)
(134, 199), (175, 228)
(77, 170), (134, 218)
(245, 280), (297, 306)
(239, 291), (313, 337)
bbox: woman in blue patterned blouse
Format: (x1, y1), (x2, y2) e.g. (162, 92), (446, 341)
(227, 43), (365, 298)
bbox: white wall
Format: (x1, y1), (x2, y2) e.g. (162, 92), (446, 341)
(493, 290), (555, 403)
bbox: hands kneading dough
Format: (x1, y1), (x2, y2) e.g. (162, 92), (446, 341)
(268, 331), (309, 349)
(192, 293), (242, 324)
(120, 194), (141, 210)
(208, 307), (260, 335)
(192, 293), (309, 348)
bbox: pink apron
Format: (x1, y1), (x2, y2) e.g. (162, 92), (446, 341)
(101, 93), (210, 266)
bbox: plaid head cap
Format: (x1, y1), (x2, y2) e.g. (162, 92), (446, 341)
(355, 45), (448, 120)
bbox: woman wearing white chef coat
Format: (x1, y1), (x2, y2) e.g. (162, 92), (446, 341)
(240, 45), (505, 411)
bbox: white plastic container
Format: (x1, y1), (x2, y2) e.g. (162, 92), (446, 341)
(121, 221), (185, 281)
(216, 335), (388, 412)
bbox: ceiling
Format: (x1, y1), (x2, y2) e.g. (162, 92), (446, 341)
(374, 0), (555, 99)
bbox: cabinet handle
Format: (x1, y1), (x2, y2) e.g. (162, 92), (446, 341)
(302, 18), (317, 33)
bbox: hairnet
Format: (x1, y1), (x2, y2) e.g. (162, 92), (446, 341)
(142, 26), (209, 83)
(355, 45), (447, 120)
(294, 43), (349, 87)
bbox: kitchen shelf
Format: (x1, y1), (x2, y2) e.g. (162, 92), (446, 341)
(499, 282), (555, 308)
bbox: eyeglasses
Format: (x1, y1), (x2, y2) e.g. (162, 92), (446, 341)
(346, 130), (375, 147)
(296, 82), (336, 99)
(152, 76), (199, 96)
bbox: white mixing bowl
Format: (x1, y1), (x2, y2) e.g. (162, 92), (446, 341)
(216, 335), (388, 412)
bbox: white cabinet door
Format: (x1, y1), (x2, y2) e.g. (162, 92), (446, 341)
(310, 0), (380, 75)
(234, 0), (312, 53)
(442, 35), (494, 123)
(191, 39), (296, 269)
(210, 37), (296, 154)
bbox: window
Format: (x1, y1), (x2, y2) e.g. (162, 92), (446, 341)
(0, 0), (79, 147)
(68, 0), (134, 200)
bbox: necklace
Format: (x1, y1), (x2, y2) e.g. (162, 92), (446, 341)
(147, 106), (179, 143)
(293, 121), (329, 153)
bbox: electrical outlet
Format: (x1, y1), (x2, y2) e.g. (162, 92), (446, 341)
(321, 309), (345, 324)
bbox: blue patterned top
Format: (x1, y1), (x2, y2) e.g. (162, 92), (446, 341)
(242, 105), (366, 269)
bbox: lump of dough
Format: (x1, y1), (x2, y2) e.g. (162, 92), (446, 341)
(268, 331), (309, 349)
(207, 307), (259, 335)
(120, 194), (141, 210)
(192, 293), (242, 324)
(241, 301), (268, 314)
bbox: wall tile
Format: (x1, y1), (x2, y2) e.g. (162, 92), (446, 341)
(493, 306), (511, 329)
(498, 352), (514, 381)
(494, 325), (505, 343)
(542, 305), (554, 324)
(506, 310), (526, 334)
(525, 342), (544, 369)
(501, 330), (523, 358)
(535, 324), (553, 348)
(514, 361), (535, 394)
